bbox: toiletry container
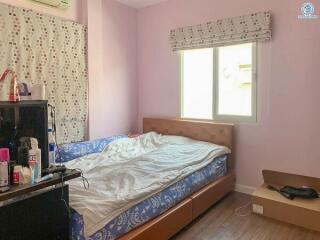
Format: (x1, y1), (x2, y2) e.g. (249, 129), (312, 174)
(48, 129), (56, 165)
(31, 84), (46, 100)
(0, 148), (9, 188)
(18, 137), (31, 167)
(29, 138), (41, 181)
(13, 165), (22, 185)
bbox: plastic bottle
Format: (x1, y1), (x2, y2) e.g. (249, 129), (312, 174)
(18, 137), (30, 167)
(29, 138), (41, 181)
(13, 165), (22, 185)
(0, 148), (9, 188)
(48, 129), (56, 166)
(28, 158), (36, 184)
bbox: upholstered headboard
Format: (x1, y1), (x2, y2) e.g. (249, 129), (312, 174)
(143, 118), (234, 170)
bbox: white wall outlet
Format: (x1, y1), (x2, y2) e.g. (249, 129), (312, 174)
(252, 204), (264, 215)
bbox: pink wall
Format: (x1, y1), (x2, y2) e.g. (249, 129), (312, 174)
(101, 0), (138, 136)
(0, 0), (84, 22)
(88, 0), (137, 139)
(86, 0), (104, 139)
(137, 0), (320, 187)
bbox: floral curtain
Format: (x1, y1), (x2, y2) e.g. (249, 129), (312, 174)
(0, 3), (88, 143)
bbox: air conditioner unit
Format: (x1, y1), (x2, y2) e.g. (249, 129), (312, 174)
(30, 0), (70, 9)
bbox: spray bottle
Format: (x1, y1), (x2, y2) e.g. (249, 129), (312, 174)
(0, 148), (9, 188)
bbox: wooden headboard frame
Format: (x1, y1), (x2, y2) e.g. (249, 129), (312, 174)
(143, 118), (234, 170)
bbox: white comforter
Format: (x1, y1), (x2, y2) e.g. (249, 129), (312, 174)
(66, 132), (230, 237)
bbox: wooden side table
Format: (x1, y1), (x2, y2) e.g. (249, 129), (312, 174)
(0, 169), (81, 240)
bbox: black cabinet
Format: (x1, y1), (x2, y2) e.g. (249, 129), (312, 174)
(0, 185), (70, 240)
(0, 170), (81, 240)
(0, 100), (49, 169)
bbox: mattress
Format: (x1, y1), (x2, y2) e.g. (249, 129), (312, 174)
(71, 154), (228, 240)
(68, 132), (230, 237)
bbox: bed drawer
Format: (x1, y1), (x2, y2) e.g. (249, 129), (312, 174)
(119, 198), (193, 240)
(191, 172), (235, 219)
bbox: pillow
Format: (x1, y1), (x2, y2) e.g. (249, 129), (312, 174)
(127, 133), (142, 138)
(56, 134), (127, 163)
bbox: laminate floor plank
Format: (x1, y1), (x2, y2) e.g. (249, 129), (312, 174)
(173, 192), (320, 240)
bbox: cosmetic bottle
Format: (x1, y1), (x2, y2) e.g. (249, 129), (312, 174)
(0, 148), (9, 188)
(18, 137), (30, 167)
(13, 165), (22, 185)
(29, 138), (41, 182)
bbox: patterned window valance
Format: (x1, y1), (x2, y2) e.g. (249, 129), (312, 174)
(170, 11), (271, 51)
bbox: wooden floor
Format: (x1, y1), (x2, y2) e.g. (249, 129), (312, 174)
(173, 192), (320, 240)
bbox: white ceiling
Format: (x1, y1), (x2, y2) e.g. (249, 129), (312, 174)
(116, 0), (169, 8)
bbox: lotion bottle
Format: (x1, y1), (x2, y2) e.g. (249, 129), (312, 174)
(29, 138), (41, 181)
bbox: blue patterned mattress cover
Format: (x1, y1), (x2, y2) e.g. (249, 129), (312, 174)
(70, 154), (228, 240)
(56, 135), (127, 163)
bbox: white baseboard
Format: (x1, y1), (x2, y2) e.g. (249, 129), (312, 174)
(234, 184), (256, 195)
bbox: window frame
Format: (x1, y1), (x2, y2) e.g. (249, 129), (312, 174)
(180, 42), (258, 123)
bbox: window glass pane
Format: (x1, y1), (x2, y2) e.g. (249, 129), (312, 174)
(182, 48), (213, 119)
(217, 43), (253, 116)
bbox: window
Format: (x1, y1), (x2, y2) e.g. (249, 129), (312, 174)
(181, 43), (257, 122)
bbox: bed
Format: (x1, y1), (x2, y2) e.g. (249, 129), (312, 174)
(68, 118), (235, 240)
